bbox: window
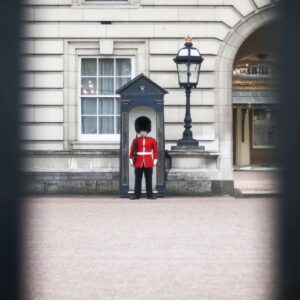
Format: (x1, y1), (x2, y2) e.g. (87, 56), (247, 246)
(252, 108), (276, 148)
(79, 57), (133, 140)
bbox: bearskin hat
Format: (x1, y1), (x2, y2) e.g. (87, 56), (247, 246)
(134, 116), (151, 133)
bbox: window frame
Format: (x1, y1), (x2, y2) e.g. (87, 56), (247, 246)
(78, 56), (135, 142)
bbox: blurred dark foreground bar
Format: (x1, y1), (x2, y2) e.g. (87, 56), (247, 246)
(278, 0), (300, 299)
(0, 0), (300, 300)
(0, 1), (22, 300)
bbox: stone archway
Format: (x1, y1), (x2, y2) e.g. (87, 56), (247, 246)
(214, 5), (282, 180)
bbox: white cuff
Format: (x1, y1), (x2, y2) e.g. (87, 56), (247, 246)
(153, 159), (157, 165)
(129, 158), (133, 165)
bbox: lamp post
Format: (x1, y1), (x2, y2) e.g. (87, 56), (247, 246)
(173, 35), (204, 148)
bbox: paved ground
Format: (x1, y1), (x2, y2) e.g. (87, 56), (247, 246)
(20, 196), (279, 300)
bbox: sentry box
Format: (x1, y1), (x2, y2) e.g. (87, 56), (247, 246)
(116, 73), (168, 198)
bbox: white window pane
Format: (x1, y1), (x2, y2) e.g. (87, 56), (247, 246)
(98, 59), (114, 76)
(116, 98), (121, 115)
(116, 77), (131, 90)
(116, 58), (131, 76)
(178, 48), (188, 56)
(189, 64), (199, 84)
(81, 78), (97, 95)
(98, 98), (114, 115)
(81, 98), (97, 115)
(98, 77), (114, 95)
(178, 71), (188, 84)
(81, 58), (97, 76)
(116, 116), (121, 134)
(99, 116), (114, 134)
(82, 116), (97, 134)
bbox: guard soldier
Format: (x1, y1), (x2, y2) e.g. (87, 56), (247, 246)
(129, 116), (158, 200)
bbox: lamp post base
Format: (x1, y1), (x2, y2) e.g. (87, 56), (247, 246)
(171, 143), (205, 151)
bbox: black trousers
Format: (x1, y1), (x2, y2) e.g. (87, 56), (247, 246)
(134, 166), (153, 197)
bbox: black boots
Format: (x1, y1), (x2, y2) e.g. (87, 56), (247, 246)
(130, 194), (156, 200)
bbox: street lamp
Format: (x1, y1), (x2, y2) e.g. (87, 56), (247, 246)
(173, 35), (204, 147)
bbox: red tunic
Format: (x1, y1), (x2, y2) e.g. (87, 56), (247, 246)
(129, 136), (158, 168)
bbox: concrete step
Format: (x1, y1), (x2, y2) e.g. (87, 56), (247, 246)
(234, 188), (282, 198)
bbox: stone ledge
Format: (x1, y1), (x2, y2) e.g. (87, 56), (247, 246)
(21, 171), (119, 195)
(22, 172), (234, 196)
(20, 149), (120, 156)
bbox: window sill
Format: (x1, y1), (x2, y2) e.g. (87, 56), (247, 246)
(78, 1), (138, 8)
(72, 140), (120, 150)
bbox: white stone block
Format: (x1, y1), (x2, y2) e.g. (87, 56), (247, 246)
(20, 141), (63, 151)
(150, 55), (215, 72)
(35, 107), (64, 122)
(35, 40), (64, 54)
(67, 105), (76, 124)
(150, 40), (180, 54)
(58, 24), (106, 38)
(197, 39), (221, 55)
(150, 72), (215, 89)
(165, 106), (214, 123)
(22, 90), (64, 105)
(35, 8), (83, 21)
(215, 7), (241, 27)
(224, 0), (255, 17)
(198, 0), (223, 3)
(154, 23), (206, 38)
(146, 39), (220, 55)
(164, 89), (215, 106)
(129, 8), (178, 21)
(19, 107), (63, 123)
(21, 124), (64, 140)
(59, 0), (72, 4)
(99, 39), (114, 55)
(83, 8), (130, 21)
(164, 107), (179, 123)
(22, 55), (63, 71)
(24, 0), (72, 4)
(165, 124), (215, 140)
(22, 24), (59, 38)
(153, 0), (198, 4)
(178, 8), (215, 21)
(149, 56), (176, 71)
(149, 73), (178, 88)
(215, 105), (231, 123)
(107, 24), (154, 38)
(67, 88), (77, 106)
(253, 0), (271, 8)
(34, 73), (64, 88)
(195, 124), (215, 140)
(178, 107), (215, 123)
(206, 23), (229, 40)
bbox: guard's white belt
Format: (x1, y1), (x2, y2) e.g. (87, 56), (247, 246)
(136, 152), (152, 155)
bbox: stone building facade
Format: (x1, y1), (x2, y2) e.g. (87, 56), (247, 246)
(20, 0), (282, 195)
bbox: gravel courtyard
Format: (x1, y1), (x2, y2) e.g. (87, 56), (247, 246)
(20, 196), (279, 300)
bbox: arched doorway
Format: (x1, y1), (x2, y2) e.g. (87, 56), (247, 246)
(232, 22), (281, 168)
(214, 5), (282, 194)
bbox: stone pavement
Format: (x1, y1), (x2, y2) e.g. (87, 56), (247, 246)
(20, 196), (279, 300)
